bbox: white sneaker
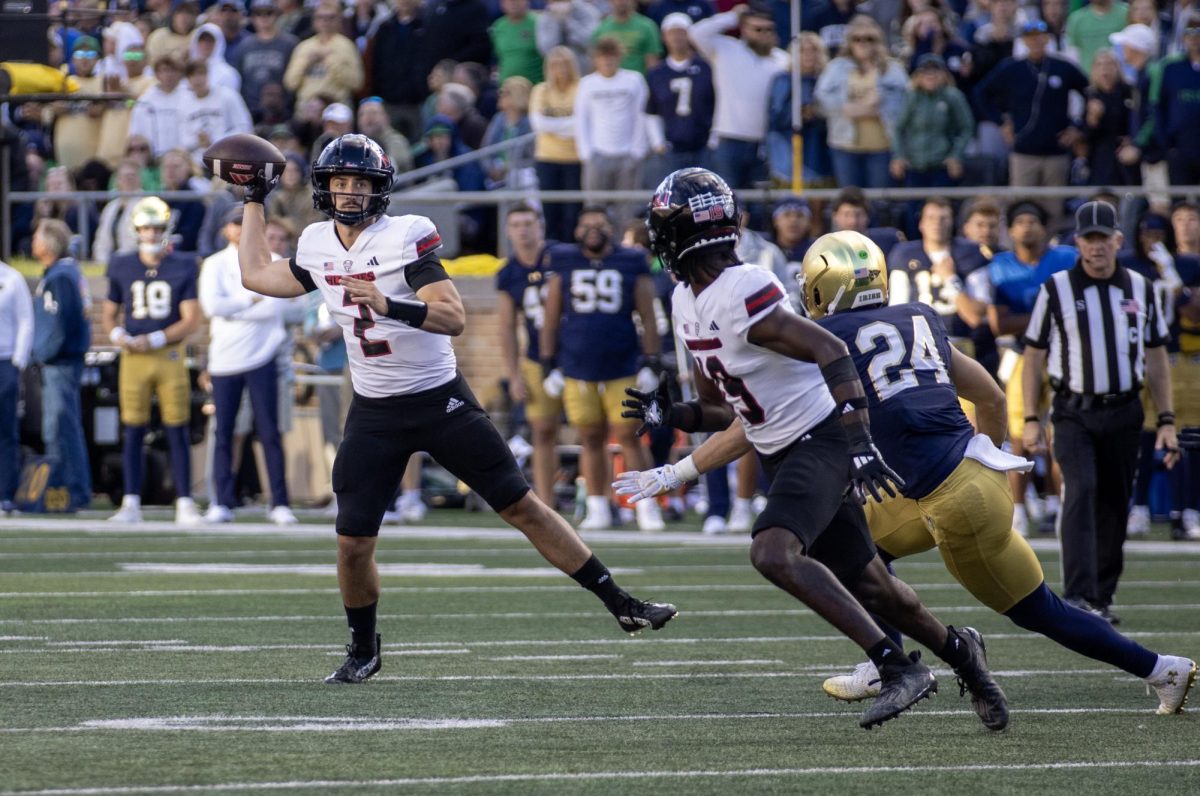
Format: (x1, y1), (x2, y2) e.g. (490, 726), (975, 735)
(204, 505), (234, 524)
(728, 498), (755, 532)
(323, 497), (339, 518)
(751, 495), (768, 514)
(701, 515), (728, 535)
(108, 503), (143, 524)
(822, 661), (881, 702)
(1145, 655), (1198, 714)
(1127, 505), (1151, 536)
(579, 496), (613, 530)
(1183, 509), (1200, 540)
(174, 497), (201, 526)
(635, 499), (665, 532)
(268, 505), (298, 526)
(1012, 504), (1029, 537)
(400, 497), (427, 523)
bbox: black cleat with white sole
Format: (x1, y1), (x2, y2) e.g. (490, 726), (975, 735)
(615, 597), (678, 633)
(952, 626), (1009, 731)
(860, 651), (937, 729)
(324, 634), (381, 684)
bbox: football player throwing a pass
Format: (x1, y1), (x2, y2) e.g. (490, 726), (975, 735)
(236, 134), (677, 683)
(620, 168), (1008, 730)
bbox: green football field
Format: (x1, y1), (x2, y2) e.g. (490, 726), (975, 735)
(1, 512), (1198, 795)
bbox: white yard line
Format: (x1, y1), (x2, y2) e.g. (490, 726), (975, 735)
(4, 759), (1200, 795)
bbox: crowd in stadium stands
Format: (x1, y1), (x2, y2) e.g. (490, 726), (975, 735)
(2, 0), (1200, 537)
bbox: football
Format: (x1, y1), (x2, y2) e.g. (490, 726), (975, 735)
(202, 133), (287, 187)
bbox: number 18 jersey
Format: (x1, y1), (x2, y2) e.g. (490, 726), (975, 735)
(290, 214), (455, 398)
(106, 251), (199, 335)
(672, 265), (835, 455)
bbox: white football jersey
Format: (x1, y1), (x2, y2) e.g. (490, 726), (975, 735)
(293, 214), (456, 398)
(673, 265), (835, 455)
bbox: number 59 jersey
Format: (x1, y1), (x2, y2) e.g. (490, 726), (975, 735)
(672, 265), (835, 455)
(818, 302), (972, 499)
(291, 214), (456, 398)
(106, 251), (199, 335)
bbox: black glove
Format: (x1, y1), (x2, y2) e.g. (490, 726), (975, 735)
(622, 373), (673, 437)
(847, 438), (905, 503)
(1180, 426), (1200, 451)
(243, 168), (281, 205)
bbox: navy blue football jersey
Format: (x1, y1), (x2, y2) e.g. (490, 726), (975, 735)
(105, 251), (199, 336)
(645, 56), (715, 153)
(495, 245), (552, 362)
(819, 302), (972, 500)
(548, 243), (649, 381)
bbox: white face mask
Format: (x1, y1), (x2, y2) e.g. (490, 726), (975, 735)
(139, 239), (166, 258)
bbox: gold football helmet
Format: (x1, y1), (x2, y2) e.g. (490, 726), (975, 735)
(130, 196), (174, 257)
(799, 230), (888, 319)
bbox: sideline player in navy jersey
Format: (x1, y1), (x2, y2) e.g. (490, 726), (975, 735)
(625, 227), (1198, 717)
(102, 197), (203, 526)
(618, 168), (1008, 730)
(496, 202), (561, 504)
(540, 206), (666, 531)
(234, 134), (676, 684)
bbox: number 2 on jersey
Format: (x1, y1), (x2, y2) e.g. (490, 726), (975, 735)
(342, 291), (392, 357)
(854, 315), (950, 401)
(703, 356), (765, 424)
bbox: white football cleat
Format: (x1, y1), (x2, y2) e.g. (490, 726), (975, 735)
(174, 497), (201, 526)
(107, 503), (143, 524)
(268, 505), (298, 526)
(702, 515), (728, 535)
(822, 660), (882, 702)
(578, 497), (613, 530)
(1127, 505), (1151, 536)
(1012, 504), (1029, 538)
(635, 499), (665, 532)
(728, 498), (755, 532)
(1146, 655), (1198, 714)
(400, 498), (427, 523)
(204, 504), (234, 524)
(1183, 509), (1200, 540)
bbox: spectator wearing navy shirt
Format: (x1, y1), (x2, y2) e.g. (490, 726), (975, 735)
(974, 20), (1089, 222)
(1151, 16), (1200, 188)
(644, 14), (715, 186)
(766, 31), (833, 187)
(1083, 49), (1138, 187)
(363, 0), (431, 143)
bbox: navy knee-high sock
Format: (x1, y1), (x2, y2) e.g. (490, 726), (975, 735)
(871, 556), (905, 649)
(122, 425), (147, 498)
(163, 424), (192, 499)
(1005, 582), (1157, 678)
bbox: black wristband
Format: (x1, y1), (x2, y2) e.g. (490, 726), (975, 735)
(540, 355), (557, 372)
(1024, 415), (1040, 424)
(673, 400), (703, 433)
(641, 353), (663, 371)
(384, 297), (428, 328)
(1158, 411), (1176, 428)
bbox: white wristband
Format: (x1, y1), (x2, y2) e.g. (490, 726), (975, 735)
(109, 327), (129, 345)
(674, 454), (700, 483)
(148, 330), (168, 350)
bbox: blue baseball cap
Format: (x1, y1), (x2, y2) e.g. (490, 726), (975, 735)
(1020, 19), (1050, 36)
(773, 196), (811, 218)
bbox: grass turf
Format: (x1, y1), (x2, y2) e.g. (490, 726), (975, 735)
(0, 512), (1197, 795)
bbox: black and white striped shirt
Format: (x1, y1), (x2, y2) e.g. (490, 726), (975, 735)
(1022, 264), (1169, 395)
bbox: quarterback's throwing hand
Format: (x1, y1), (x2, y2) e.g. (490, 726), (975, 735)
(341, 277), (388, 315)
(613, 466), (683, 503)
(621, 375), (672, 437)
(848, 441), (904, 503)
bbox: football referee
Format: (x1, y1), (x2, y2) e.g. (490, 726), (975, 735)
(1022, 201), (1180, 623)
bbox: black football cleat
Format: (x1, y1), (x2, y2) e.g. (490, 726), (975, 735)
(860, 651), (937, 729)
(615, 597), (678, 633)
(324, 634), (381, 684)
(952, 626), (1009, 731)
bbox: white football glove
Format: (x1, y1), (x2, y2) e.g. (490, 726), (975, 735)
(542, 368), (565, 399)
(635, 366), (659, 394)
(612, 456), (700, 504)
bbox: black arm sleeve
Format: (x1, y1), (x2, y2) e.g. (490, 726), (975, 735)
(404, 252), (451, 291)
(288, 257), (319, 294)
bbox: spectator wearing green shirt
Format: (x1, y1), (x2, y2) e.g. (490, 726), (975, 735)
(1066, 0), (1128, 71)
(491, 0), (544, 84)
(592, 0), (662, 74)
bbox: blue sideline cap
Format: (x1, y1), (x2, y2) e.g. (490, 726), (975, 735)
(1019, 19), (1050, 36)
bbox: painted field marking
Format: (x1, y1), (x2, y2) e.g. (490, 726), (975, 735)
(4, 759), (1200, 795)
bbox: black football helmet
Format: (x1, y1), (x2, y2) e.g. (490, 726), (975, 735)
(646, 167), (740, 282)
(312, 134), (394, 225)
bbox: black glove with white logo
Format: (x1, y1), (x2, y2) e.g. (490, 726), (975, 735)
(847, 437), (905, 503)
(243, 169), (281, 205)
(622, 374), (673, 437)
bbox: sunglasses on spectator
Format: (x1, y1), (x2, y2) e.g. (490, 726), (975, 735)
(746, 24), (775, 32)
(127, 144), (150, 152)
(314, 13), (338, 20)
(253, 9), (278, 16)
(123, 51), (145, 61)
(74, 50), (99, 58)
(851, 36), (880, 43)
